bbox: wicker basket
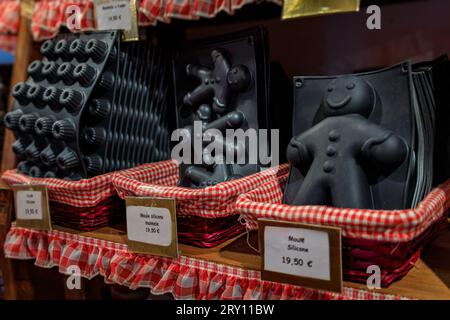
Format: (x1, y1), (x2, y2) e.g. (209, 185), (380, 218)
(1, 169), (123, 231)
(112, 160), (289, 247)
(235, 164), (450, 286)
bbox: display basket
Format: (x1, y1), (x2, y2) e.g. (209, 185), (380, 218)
(112, 160), (289, 247)
(1, 169), (123, 231)
(235, 165), (450, 287)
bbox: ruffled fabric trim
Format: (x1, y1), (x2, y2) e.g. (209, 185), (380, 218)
(4, 226), (410, 300)
(0, 0), (19, 34)
(0, 0), (19, 54)
(139, 0), (281, 25)
(29, 0), (282, 40)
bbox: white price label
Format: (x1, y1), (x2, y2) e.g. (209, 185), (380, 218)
(95, 0), (132, 31)
(127, 206), (172, 246)
(264, 226), (331, 281)
(16, 190), (43, 220)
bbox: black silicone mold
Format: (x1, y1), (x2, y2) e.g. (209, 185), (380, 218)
(5, 31), (171, 179)
(172, 27), (269, 188)
(284, 63), (417, 210)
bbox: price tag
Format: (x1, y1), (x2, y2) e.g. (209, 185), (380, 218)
(282, 0), (360, 20)
(121, 0), (139, 42)
(12, 185), (51, 231)
(126, 197), (178, 258)
(94, 0), (133, 31)
(258, 219), (342, 293)
(20, 0), (35, 19)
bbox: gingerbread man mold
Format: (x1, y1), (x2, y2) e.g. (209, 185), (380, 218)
(183, 49), (252, 114)
(182, 104), (247, 188)
(286, 76), (409, 208)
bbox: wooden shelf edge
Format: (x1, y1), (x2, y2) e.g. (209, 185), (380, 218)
(51, 222), (450, 300)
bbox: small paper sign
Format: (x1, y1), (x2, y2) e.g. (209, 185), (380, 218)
(12, 185), (51, 231)
(20, 0), (35, 19)
(258, 219), (342, 293)
(121, 0), (139, 42)
(94, 0), (133, 31)
(126, 197), (178, 258)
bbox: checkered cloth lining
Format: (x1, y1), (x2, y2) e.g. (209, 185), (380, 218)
(236, 167), (450, 242)
(1, 168), (119, 207)
(3, 225), (410, 300)
(0, 0), (19, 54)
(0, 0), (19, 34)
(29, 0), (282, 41)
(31, 0), (96, 40)
(138, 0), (281, 25)
(112, 160), (290, 218)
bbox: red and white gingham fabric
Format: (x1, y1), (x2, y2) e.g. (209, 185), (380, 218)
(3, 225), (410, 300)
(1, 168), (119, 207)
(29, 0), (282, 40)
(236, 165), (450, 242)
(0, 0), (19, 54)
(112, 160), (290, 218)
(31, 0), (96, 40)
(0, 0), (19, 34)
(139, 0), (281, 25)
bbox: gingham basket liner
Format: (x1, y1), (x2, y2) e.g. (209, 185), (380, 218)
(236, 165), (450, 242)
(0, 0), (19, 54)
(112, 160), (290, 218)
(29, 0), (282, 40)
(1, 168), (119, 207)
(3, 225), (411, 300)
(0, 0), (19, 34)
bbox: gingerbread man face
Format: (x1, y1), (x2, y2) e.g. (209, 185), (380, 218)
(321, 76), (376, 119)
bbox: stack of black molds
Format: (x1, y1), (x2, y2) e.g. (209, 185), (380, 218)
(284, 57), (450, 210)
(172, 27), (270, 188)
(412, 55), (450, 191)
(4, 31), (171, 180)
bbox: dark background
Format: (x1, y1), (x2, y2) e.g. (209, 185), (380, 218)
(182, 0), (450, 76)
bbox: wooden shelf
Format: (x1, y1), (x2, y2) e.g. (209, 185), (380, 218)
(53, 221), (450, 300)
(2, 2), (450, 300)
